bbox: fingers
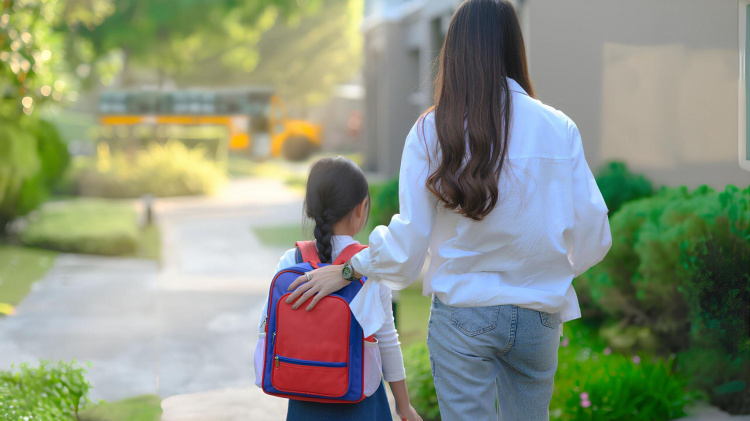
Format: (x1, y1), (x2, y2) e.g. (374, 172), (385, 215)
(286, 279), (313, 304)
(306, 291), (325, 311)
(292, 286), (318, 309)
(288, 275), (308, 291)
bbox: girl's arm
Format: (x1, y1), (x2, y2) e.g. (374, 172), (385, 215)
(374, 287), (405, 381)
(374, 287), (422, 421)
(389, 380), (421, 421)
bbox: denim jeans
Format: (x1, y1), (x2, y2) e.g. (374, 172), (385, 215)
(427, 296), (561, 421)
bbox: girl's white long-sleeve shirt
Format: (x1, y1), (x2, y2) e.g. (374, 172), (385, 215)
(350, 78), (612, 337)
(258, 235), (406, 382)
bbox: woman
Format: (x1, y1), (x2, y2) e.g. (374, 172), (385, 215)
(287, 0), (611, 419)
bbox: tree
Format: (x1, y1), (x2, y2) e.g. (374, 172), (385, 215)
(74, 0), (324, 86)
(0, 0), (90, 231)
(175, 0), (363, 108)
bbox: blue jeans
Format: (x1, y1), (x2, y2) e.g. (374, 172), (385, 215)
(427, 296), (561, 421)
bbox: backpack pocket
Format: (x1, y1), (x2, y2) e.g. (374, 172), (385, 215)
(272, 293), (352, 398)
(363, 338), (382, 397)
(272, 355), (349, 397)
(254, 332), (266, 388)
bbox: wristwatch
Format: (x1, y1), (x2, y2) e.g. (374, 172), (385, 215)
(342, 260), (362, 282)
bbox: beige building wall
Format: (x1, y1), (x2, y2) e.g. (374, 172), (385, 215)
(526, 0), (748, 188)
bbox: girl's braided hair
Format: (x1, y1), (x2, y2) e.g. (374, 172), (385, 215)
(304, 156), (369, 263)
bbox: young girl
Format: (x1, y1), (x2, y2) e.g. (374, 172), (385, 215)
(257, 156), (421, 421)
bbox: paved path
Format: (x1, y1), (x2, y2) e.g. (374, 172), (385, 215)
(0, 177), (301, 420)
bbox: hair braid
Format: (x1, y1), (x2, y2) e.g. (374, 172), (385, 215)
(313, 210), (333, 263)
(303, 156), (370, 264)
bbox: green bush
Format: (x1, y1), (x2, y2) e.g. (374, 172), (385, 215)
(34, 119), (71, 186)
(677, 346), (750, 415)
(595, 161), (653, 214)
(552, 340), (693, 420)
(21, 200), (140, 256)
(576, 184), (750, 413)
(77, 141), (225, 198)
(403, 343), (441, 421)
(368, 178), (399, 229)
(401, 322), (694, 421)
(0, 360), (92, 420)
(0, 119), (69, 231)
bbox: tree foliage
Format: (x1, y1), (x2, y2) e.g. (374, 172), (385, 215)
(74, 0), (329, 86)
(175, 0), (364, 107)
(595, 161), (654, 215)
(0, 0), (79, 231)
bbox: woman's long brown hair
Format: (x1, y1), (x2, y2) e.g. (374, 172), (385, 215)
(425, 0), (535, 221)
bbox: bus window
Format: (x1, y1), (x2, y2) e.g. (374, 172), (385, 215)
(201, 92), (216, 114)
(188, 91), (202, 115)
(159, 93), (175, 114)
(127, 92), (158, 114)
(173, 92), (189, 114)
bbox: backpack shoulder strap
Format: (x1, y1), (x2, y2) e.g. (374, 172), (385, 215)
(295, 241), (321, 265)
(333, 243), (368, 265)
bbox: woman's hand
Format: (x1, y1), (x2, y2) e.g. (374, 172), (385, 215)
(396, 404), (423, 421)
(286, 265), (350, 311)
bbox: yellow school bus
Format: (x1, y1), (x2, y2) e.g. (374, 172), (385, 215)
(98, 87), (322, 161)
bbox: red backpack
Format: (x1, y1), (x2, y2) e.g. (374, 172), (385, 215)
(254, 241), (383, 403)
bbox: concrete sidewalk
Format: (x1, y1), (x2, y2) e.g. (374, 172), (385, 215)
(161, 386), (287, 421)
(0, 177), (303, 412)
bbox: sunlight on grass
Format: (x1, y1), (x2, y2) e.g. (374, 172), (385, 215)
(0, 245), (56, 308)
(396, 285), (431, 347)
(137, 225), (161, 261)
(253, 224), (309, 248)
(79, 394), (162, 421)
(228, 153), (364, 192)
(21, 200), (140, 256)
(252, 223), (369, 249)
(20, 199), (161, 260)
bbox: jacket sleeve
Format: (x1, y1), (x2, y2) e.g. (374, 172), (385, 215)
(351, 118), (437, 290)
(373, 286), (406, 382)
(565, 122), (612, 277)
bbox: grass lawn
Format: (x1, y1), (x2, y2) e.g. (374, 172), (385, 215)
(228, 153), (364, 191)
(20, 199), (161, 260)
(252, 223), (369, 249)
(79, 394), (162, 421)
(0, 245), (56, 311)
(137, 225), (161, 261)
(395, 285), (431, 347)
(227, 156), (308, 192)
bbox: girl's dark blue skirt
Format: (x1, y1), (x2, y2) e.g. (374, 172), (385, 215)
(286, 381), (393, 421)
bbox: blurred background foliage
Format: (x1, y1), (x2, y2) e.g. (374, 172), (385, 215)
(64, 0), (362, 108)
(1, 0), (362, 232)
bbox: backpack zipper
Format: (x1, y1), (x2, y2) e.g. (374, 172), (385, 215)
(274, 354), (347, 368)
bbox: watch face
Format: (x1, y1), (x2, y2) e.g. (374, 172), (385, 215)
(342, 265), (353, 280)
